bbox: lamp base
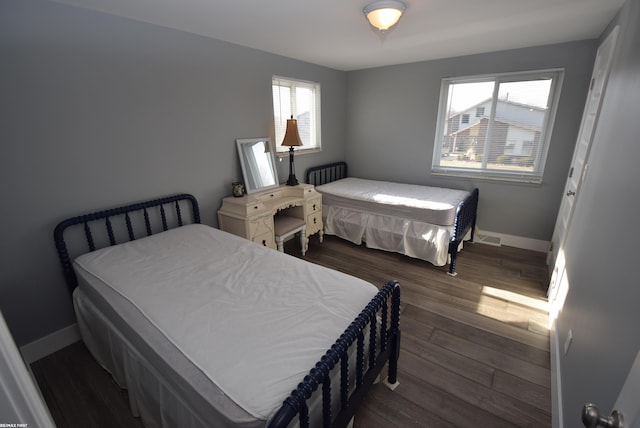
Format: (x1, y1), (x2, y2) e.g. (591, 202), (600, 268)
(286, 146), (299, 186)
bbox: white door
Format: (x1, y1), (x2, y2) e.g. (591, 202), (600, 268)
(582, 347), (640, 428)
(613, 348), (640, 427)
(547, 26), (619, 296)
(0, 311), (56, 427)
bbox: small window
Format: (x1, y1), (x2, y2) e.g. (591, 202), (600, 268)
(432, 69), (564, 183)
(272, 76), (321, 155)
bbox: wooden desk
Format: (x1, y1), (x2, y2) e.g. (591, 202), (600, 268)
(217, 183), (323, 251)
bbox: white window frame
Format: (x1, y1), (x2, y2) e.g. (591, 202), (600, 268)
(432, 69), (564, 183)
(272, 76), (321, 155)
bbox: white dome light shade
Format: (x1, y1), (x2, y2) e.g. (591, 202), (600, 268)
(363, 0), (406, 32)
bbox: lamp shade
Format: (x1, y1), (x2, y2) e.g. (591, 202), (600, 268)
(364, 0), (405, 31)
(281, 116), (303, 147)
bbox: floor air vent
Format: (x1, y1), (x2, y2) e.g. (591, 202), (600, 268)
(474, 231), (502, 246)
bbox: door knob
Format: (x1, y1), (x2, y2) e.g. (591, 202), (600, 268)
(582, 403), (623, 428)
(567, 190), (576, 196)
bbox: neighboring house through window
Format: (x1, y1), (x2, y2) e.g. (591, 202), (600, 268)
(432, 69), (564, 183)
(272, 76), (321, 155)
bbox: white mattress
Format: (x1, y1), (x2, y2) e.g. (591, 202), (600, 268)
(316, 177), (470, 226)
(317, 178), (470, 266)
(73, 224), (378, 425)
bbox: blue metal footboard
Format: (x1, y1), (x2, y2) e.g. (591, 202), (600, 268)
(447, 187), (479, 276)
(268, 280), (401, 428)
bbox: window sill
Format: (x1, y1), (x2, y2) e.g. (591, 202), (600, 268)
(276, 148), (322, 158)
(431, 169), (542, 184)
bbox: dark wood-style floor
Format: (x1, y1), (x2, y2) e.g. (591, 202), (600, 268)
(32, 235), (551, 428)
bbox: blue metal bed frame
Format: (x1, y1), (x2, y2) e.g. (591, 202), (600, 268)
(53, 193), (401, 428)
(306, 161), (479, 276)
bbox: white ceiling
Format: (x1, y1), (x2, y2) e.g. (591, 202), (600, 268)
(52, 0), (625, 71)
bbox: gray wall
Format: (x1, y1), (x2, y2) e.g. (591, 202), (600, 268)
(557, 0), (640, 424)
(0, 0), (346, 346)
(345, 41), (597, 240)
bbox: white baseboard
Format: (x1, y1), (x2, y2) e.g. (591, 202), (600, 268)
(550, 318), (563, 428)
(500, 233), (549, 253)
(475, 228), (550, 253)
(20, 323), (80, 365)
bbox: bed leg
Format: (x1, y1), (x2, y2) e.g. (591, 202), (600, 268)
(383, 377), (400, 391)
(447, 245), (458, 276)
(384, 282), (401, 391)
(384, 326), (401, 391)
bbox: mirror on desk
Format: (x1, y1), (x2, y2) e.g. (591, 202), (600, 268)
(236, 137), (280, 194)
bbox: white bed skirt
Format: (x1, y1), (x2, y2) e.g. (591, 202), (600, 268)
(324, 205), (455, 266)
(74, 288), (262, 428)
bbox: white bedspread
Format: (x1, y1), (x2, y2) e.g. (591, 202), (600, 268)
(316, 178), (471, 266)
(316, 177), (470, 226)
(73, 224), (377, 420)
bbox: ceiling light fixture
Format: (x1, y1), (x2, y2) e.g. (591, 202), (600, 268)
(363, 0), (406, 32)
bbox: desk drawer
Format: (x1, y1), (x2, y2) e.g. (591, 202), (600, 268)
(255, 189), (283, 202)
(306, 212), (322, 235)
(306, 197), (321, 214)
(252, 232), (275, 249)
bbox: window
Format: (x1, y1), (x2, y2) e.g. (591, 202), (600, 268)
(432, 69), (563, 183)
(272, 76), (321, 154)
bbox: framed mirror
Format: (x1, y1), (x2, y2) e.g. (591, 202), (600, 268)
(236, 137), (280, 194)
